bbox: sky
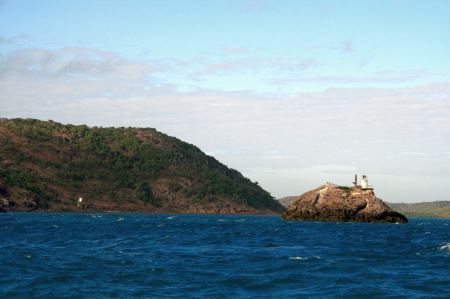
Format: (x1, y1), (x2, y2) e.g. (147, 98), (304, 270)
(1, 0), (449, 202)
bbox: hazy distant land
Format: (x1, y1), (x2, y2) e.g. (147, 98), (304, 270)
(387, 201), (450, 218)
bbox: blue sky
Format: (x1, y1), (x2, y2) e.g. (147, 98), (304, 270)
(2, 0), (449, 94)
(1, 0), (449, 201)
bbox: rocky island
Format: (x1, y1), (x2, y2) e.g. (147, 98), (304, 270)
(283, 182), (408, 223)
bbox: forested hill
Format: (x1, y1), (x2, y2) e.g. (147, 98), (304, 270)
(0, 118), (285, 214)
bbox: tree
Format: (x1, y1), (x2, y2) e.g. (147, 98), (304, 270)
(134, 181), (154, 203)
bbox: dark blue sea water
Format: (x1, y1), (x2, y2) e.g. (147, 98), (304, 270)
(1, 213), (449, 298)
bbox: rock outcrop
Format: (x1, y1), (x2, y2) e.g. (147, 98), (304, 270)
(0, 181), (9, 212)
(0, 181), (49, 212)
(283, 184), (408, 223)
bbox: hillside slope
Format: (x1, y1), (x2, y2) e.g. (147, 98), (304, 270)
(0, 118), (285, 214)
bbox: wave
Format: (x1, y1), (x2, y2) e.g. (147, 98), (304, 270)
(3, 214), (450, 298)
(439, 243), (450, 251)
(288, 256), (321, 260)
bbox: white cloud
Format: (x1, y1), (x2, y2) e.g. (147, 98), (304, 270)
(336, 40), (354, 54)
(188, 56), (317, 79)
(0, 47), (157, 79)
(1, 46), (449, 201)
(221, 46), (246, 54)
(268, 70), (432, 85)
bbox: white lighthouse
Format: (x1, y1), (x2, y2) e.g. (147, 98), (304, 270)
(361, 175), (369, 189)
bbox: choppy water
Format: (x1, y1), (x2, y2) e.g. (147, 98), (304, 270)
(1, 213), (449, 298)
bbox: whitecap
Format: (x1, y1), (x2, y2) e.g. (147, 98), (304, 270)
(116, 217), (125, 222)
(439, 243), (450, 251)
(166, 216), (176, 220)
(289, 256), (308, 260)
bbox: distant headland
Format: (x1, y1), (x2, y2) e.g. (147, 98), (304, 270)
(0, 118), (285, 214)
(387, 201), (450, 219)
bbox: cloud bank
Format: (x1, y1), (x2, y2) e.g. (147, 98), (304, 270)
(1, 46), (449, 201)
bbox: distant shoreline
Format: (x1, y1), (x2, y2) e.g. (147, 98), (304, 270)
(3, 210), (449, 221)
(387, 201), (450, 219)
(0, 209), (281, 216)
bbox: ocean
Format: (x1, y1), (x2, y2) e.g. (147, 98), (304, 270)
(1, 213), (449, 298)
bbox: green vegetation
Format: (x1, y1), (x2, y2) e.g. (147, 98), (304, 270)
(0, 118), (284, 213)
